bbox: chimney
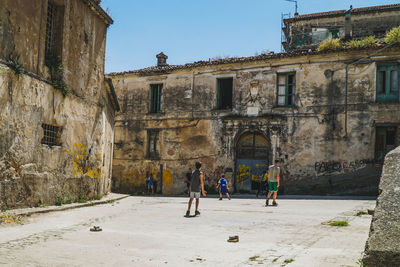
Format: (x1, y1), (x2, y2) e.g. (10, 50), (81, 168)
(156, 52), (168, 67)
(344, 5), (352, 40)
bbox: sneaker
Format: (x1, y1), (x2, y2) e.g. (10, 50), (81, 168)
(266, 199), (269, 206)
(272, 201), (278, 206)
(219, 198), (222, 200)
(185, 210), (190, 217)
(195, 210), (200, 216)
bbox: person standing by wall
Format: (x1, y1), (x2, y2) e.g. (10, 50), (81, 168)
(266, 160), (280, 206)
(184, 168), (192, 196)
(185, 162), (206, 217)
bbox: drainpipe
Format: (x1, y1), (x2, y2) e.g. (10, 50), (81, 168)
(191, 72), (195, 119)
(344, 64), (349, 137)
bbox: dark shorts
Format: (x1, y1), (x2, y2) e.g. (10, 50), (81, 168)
(220, 187), (228, 194)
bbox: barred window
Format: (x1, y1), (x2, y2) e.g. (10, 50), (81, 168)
(45, 0), (64, 60)
(146, 130), (159, 159)
(41, 124), (61, 146)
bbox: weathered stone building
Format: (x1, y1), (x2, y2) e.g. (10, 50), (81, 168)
(283, 3), (400, 51)
(110, 4), (400, 196)
(0, 0), (119, 208)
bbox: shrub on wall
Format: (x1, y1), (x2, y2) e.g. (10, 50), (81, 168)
(317, 38), (341, 52)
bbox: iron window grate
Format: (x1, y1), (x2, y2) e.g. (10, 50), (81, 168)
(41, 124), (61, 146)
(45, 1), (55, 56)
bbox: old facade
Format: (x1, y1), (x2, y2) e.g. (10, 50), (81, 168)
(110, 4), (400, 196)
(0, 0), (119, 208)
(109, 46), (400, 195)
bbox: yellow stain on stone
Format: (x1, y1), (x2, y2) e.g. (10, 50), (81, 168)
(64, 143), (102, 178)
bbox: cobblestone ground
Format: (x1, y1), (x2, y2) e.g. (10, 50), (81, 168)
(0, 196), (375, 267)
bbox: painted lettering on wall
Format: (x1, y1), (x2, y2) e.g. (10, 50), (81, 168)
(314, 159), (374, 175)
(63, 143), (102, 178)
(237, 164), (251, 186)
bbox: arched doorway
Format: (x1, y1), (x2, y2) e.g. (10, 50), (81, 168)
(235, 132), (270, 191)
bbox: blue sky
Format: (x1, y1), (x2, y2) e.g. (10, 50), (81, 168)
(101, 0), (400, 73)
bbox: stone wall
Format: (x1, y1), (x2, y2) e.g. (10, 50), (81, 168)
(110, 48), (400, 195)
(0, 0), (116, 208)
(363, 146), (400, 266)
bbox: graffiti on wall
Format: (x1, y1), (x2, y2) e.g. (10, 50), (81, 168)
(63, 143), (102, 178)
(251, 163), (268, 182)
(237, 164), (251, 186)
(314, 159), (374, 175)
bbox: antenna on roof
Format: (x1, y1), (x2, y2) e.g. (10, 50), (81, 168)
(284, 0), (298, 16)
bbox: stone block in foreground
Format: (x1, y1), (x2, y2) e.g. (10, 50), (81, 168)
(364, 146), (400, 266)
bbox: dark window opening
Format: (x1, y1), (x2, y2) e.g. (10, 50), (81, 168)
(378, 71), (386, 94)
(149, 84), (162, 113)
(375, 127), (398, 162)
(41, 124), (61, 146)
(277, 73), (295, 107)
(376, 64), (399, 103)
(217, 78), (233, 110)
(45, 0), (64, 61)
(147, 130), (159, 159)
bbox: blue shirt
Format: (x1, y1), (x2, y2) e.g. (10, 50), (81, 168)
(219, 178), (227, 188)
(147, 176), (154, 186)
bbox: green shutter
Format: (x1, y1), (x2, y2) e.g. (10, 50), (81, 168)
(376, 64), (399, 103)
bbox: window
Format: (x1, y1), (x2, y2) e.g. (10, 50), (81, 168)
(147, 130), (159, 159)
(149, 84), (162, 113)
(217, 77), (233, 110)
(376, 64), (399, 103)
(45, 0), (64, 60)
(41, 124), (61, 146)
(375, 127), (398, 162)
(277, 73), (295, 107)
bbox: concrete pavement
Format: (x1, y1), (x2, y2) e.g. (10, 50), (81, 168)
(0, 196), (375, 267)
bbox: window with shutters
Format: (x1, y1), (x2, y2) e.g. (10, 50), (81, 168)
(149, 84), (162, 113)
(277, 72), (295, 107)
(376, 64), (399, 103)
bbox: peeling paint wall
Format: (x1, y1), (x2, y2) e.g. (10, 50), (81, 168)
(111, 49), (400, 196)
(0, 0), (115, 208)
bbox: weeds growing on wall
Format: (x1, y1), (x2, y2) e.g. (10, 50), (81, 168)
(45, 55), (70, 97)
(317, 38), (342, 52)
(385, 26), (400, 44)
(6, 54), (24, 75)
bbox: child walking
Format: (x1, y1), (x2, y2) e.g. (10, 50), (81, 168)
(217, 175), (231, 200)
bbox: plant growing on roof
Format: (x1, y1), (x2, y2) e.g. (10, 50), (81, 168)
(317, 38), (341, 52)
(346, 36), (378, 49)
(45, 55), (70, 97)
(385, 26), (400, 44)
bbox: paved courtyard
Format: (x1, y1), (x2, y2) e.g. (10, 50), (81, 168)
(0, 196), (375, 267)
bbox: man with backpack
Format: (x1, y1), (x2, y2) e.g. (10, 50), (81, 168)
(185, 162), (207, 217)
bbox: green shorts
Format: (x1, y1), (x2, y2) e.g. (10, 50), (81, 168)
(268, 182), (278, 192)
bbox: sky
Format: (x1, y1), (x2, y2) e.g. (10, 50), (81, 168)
(101, 0), (400, 73)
